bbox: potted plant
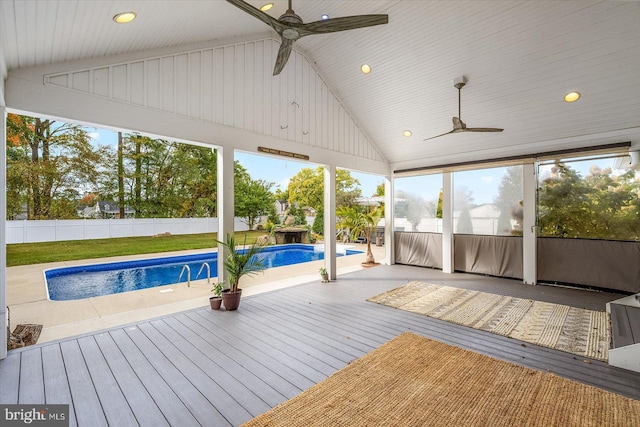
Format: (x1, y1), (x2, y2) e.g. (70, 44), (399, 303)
(336, 205), (384, 267)
(215, 233), (267, 311)
(209, 281), (224, 310)
(319, 267), (329, 282)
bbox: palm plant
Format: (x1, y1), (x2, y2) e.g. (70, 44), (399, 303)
(336, 205), (384, 265)
(215, 233), (267, 293)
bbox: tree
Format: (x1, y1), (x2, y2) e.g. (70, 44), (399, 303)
(336, 205), (384, 264)
(494, 166), (523, 235)
(454, 186), (474, 234)
(394, 190), (426, 231)
(234, 162), (275, 230)
(312, 205), (324, 235)
(375, 182), (385, 197)
(538, 162), (640, 240)
(456, 206), (474, 234)
(287, 167), (362, 211)
(106, 136), (218, 218)
(117, 132), (126, 218)
(286, 204), (307, 226)
(6, 114), (102, 219)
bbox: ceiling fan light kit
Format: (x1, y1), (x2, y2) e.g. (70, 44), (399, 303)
(226, 0), (388, 75)
(424, 78), (504, 141)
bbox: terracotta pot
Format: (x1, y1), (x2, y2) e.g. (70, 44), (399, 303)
(221, 289), (242, 311)
(209, 297), (222, 310)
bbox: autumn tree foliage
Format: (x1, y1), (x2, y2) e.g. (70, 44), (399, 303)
(6, 113), (102, 219)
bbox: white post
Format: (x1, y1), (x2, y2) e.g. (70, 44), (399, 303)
(384, 174), (394, 265)
(522, 162), (537, 284)
(323, 165), (336, 280)
(217, 147), (235, 284)
(1, 105), (7, 359)
(442, 172), (454, 273)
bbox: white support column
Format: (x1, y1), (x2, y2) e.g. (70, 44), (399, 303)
(384, 175), (394, 265)
(522, 162), (537, 285)
(323, 165), (337, 281)
(217, 147), (235, 285)
(442, 172), (454, 274)
(1, 106), (7, 359)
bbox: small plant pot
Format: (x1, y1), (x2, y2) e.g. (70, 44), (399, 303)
(320, 273), (329, 283)
(209, 297), (222, 310)
(221, 289), (243, 311)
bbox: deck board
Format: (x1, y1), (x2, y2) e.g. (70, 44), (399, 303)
(185, 310), (314, 392)
(124, 324), (237, 425)
(18, 348), (44, 404)
(59, 340), (108, 427)
(41, 345), (78, 427)
(108, 328), (202, 427)
(146, 318), (280, 412)
(0, 353), (20, 404)
(91, 332), (169, 427)
(2, 265), (640, 427)
(186, 310), (335, 382)
(166, 314), (302, 399)
(76, 336), (139, 427)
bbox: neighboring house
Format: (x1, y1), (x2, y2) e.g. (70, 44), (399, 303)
(81, 201), (135, 219)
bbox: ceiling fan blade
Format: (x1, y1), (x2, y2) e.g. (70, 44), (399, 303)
(225, 0), (286, 33)
(273, 38), (294, 76)
(302, 15), (388, 34)
(423, 129), (455, 141)
(463, 128), (504, 133)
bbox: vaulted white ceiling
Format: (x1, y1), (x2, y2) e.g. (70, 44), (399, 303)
(2, 0), (640, 172)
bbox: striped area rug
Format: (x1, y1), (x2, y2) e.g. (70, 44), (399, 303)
(367, 281), (610, 361)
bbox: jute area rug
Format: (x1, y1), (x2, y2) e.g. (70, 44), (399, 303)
(367, 281), (610, 361)
(242, 333), (639, 427)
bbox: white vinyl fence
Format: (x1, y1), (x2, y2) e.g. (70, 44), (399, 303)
(6, 218), (252, 244)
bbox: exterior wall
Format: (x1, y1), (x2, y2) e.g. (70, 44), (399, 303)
(40, 38), (383, 164)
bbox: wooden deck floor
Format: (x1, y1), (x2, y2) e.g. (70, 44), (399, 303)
(1, 264), (639, 426)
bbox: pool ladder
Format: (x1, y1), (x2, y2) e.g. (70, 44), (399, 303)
(178, 265), (191, 287)
(195, 262), (211, 284)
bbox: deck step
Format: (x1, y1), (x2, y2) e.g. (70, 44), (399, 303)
(610, 303), (640, 349)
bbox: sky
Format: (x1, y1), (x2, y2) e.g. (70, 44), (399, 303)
(90, 127), (623, 205)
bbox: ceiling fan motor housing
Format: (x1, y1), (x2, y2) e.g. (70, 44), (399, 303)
(453, 76), (466, 89)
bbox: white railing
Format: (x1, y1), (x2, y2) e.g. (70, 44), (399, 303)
(5, 217), (251, 244)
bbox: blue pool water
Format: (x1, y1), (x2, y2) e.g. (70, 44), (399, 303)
(45, 244), (361, 301)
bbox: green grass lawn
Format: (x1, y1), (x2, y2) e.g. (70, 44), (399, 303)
(6, 231), (265, 267)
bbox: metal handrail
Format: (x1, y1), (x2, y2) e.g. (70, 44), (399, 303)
(195, 262), (211, 284)
(178, 265), (191, 287)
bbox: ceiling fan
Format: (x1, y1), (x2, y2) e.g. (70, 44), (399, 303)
(424, 80), (504, 141)
(226, 0), (388, 75)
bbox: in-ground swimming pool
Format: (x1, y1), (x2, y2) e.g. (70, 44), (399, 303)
(45, 244), (361, 301)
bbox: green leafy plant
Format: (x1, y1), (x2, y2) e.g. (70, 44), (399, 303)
(318, 267), (327, 275)
(211, 281), (224, 298)
(336, 205), (384, 265)
(215, 233), (267, 293)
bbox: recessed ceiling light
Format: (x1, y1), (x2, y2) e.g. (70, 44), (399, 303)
(321, 14), (329, 20)
(403, 130), (412, 137)
(260, 3), (274, 12)
(564, 91), (581, 103)
(113, 11), (137, 24)
(361, 64), (371, 74)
